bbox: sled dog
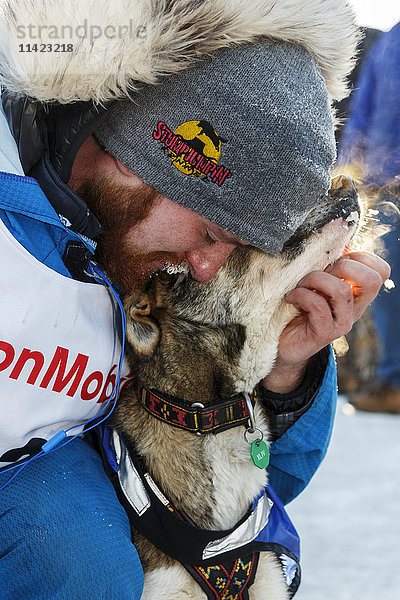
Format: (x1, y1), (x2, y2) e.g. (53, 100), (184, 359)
(106, 175), (360, 599)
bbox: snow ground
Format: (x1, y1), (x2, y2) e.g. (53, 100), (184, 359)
(288, 396), (400, 600)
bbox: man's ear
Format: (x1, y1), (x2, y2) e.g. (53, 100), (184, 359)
(125, 292), (160, 358)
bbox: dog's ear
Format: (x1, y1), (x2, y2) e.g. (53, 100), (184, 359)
(125, 292), (160, 358)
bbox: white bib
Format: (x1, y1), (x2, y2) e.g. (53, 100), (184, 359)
(0, 217), (132, 465)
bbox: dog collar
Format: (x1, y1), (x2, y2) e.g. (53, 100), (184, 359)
(136, 384), (257, 435)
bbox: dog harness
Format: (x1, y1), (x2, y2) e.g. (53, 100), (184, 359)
(97, 426), (301, 598)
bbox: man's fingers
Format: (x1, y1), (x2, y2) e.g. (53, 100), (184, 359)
(324, 255), (387, 320)
(285, 286), (333, 321)
(286, 271), (354, 333)
(338, 250), (391, 282)
(285, 284), (352, 340)
(279, 252), (391, 367)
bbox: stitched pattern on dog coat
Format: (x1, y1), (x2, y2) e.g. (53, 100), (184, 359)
(185, 553), (259, 600)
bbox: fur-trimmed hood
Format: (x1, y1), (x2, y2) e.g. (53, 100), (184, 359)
(0, 0), (358, 104)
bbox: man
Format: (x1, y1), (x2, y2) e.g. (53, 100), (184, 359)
(0, 1), (390, 598)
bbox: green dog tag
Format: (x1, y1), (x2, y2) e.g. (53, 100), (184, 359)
(250, 439), (270, 469)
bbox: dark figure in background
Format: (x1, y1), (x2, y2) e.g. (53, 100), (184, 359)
(334, 27), (382, 144)
(338, 23), (400, 413)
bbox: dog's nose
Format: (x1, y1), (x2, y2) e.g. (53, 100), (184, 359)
(185, 242), (236, 282)
(329, 174), (358, 197)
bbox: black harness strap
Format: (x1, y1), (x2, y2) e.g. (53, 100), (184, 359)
(93, 427), (301, 598)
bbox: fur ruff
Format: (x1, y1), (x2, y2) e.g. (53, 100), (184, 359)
(0, 0), (358, 104)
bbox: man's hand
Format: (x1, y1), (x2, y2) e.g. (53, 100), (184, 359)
(263, 251), (391, 394)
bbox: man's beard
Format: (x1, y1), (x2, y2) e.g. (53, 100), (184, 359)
(76, 177), (183, 292)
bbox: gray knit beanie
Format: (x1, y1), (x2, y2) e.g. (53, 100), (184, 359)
(95, 40), (336, 255)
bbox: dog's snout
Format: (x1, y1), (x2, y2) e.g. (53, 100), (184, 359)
(330, 174), (357, 195)
(329, 174), (360, 217)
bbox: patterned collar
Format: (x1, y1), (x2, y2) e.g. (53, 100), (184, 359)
(136, 384), (257, 435)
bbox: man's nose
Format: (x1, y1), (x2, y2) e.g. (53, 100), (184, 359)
(185, 242), (236, 282)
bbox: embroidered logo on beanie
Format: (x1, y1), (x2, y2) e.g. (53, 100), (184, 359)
(152, 120), (233, 187)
